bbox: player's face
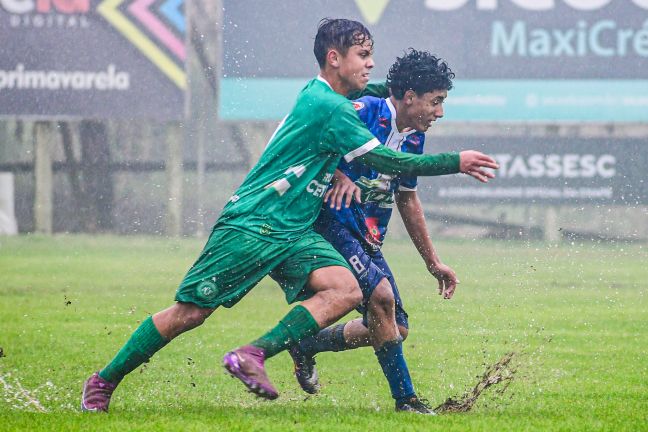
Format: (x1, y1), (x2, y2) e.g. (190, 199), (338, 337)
(337, 40), (374, 92)
(404, 89), (447, 132)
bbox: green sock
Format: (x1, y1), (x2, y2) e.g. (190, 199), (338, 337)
(252, 305), (320, 359)
(99, 316), (168, 383)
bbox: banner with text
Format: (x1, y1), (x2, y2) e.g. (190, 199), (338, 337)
(0, 0), (186, 120)
(221, 0), (648, 121)
(416, 137), (647, 205)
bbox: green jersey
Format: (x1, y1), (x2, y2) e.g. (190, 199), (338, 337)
(217, 76), (461, 242)
(217, 77), (380, 242)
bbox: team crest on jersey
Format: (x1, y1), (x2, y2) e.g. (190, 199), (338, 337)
(408, 134), (421, 146)
(352, 101), (365, 111)
(197, 279), (219, 300)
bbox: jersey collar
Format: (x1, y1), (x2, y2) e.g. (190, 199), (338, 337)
(316, 75), (333, 90)
(385, 97), (416, 138)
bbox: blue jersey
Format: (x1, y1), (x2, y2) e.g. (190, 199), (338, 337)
(315, 96), (426, 251)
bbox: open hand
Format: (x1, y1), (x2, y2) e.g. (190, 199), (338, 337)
(459, 150), (499, 183)
(324, 170), (361, 210)
(429, 262), (459, 299)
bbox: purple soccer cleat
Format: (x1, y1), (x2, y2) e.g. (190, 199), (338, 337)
(223, 345), (279, 400)
(81, 372), (118, 412)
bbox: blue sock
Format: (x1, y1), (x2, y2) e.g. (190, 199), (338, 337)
(374, 338), (416, 403)
(297, 323), (347, 356)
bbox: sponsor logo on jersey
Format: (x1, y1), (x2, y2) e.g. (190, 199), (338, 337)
(408, 134), (421, 146)
(307, 172), (334, 198)
(364, 217), (382, 245)
(356, 176), (395, 206)
(307, 180), (328, 198)
(378, 116), (388, 128)
(352, 101), (365, 111)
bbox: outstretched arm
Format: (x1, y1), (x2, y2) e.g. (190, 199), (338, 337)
(396, 190), (458, 299)
(356, 145), (498, 180)
(324, 102), (498, 179)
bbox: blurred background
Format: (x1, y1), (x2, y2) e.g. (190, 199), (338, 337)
(1, 0), (647, 242)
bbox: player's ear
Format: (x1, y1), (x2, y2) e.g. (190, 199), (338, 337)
(404, 89), (416, 105)
(327, 49), (340, 68)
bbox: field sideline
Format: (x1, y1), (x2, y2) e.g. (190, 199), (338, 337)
(1, 235), (646, 431)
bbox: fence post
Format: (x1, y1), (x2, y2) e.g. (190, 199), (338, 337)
(0, 172), (18, 235)
(544, 206), (560, 243)
(166, 123), (183, 237)
(33, 122), (53, 235)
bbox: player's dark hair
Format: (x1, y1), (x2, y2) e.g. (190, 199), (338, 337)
(314, 18), (373, 68)
(387, 49), (455, 99)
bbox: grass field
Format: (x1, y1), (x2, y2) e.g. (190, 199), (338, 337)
(1, 235), (646, 431)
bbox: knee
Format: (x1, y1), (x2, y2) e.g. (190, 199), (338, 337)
(369, 280), (395, 316)
(398, 325), (409, 341)
(177, 303), (213, 328)
(309, 267), (362, 308)
(323, 273), (362, 307)
(346, 281), (363, 307)
(338, 276), (363, 308)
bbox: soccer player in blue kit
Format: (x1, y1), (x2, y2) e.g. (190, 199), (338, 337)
(290, 49), (468, 414)
(81, 19), (498, 413)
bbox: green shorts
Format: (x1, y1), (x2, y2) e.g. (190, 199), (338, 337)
(174, 227), (350, 308)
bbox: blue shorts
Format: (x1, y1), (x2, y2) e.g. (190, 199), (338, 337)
(316, 220), (409, 329)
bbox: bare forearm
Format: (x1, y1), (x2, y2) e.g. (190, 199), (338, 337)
(396, 192), (440, 269)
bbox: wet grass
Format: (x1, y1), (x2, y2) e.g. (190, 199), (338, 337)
(1, 235), (647, 431)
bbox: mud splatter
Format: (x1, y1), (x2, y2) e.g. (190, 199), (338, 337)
(435, 351), (517, 414)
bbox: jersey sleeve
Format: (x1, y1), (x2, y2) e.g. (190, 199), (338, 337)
(347, 82), (390, 99)
(320, 101), (380, 161)
(398, 176), (418, 191)
(357, 144), (460, 177)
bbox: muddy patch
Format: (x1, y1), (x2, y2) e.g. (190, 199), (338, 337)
(435, 351), (517, 414)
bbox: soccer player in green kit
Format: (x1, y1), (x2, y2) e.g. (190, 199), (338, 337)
(81, 18), (498, 412)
